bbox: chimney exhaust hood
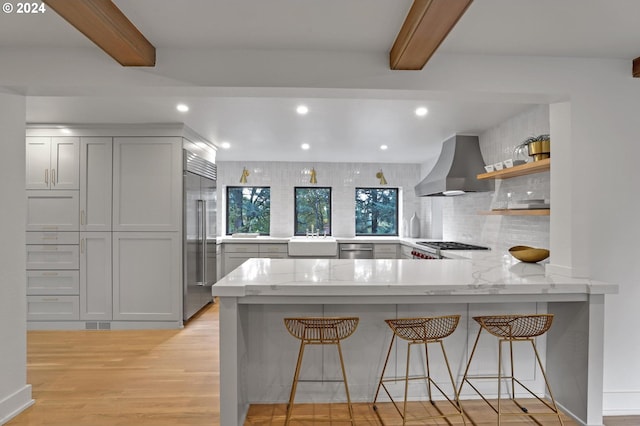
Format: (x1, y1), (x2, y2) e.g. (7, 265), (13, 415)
(415, 135), (494, 197)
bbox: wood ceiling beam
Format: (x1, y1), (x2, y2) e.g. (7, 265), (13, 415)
(390, 0), (473, 70)
(43, 0), (155, 66)
(633, 57), (640, 78)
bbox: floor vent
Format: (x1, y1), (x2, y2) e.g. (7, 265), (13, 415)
(85, 322), (98, 330)
(98, 322), (111, 330)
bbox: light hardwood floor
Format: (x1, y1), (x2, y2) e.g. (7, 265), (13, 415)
(7, 302), (637, 425)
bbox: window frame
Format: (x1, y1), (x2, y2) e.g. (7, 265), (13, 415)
(354, 187), (399, 237)
(225, 186), (271, 235)
(293, 186), (332, 236)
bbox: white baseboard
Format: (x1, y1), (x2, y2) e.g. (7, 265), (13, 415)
(0, 385), (34, 425)
(603, 390), (640, 416)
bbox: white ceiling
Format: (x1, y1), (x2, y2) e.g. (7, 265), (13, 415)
(4, 0), (640, 163)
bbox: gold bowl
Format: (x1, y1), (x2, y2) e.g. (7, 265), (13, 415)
(508, 245), (549, 263)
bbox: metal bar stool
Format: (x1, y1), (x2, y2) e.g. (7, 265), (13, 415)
(373, 315), (465, 425)
(283, 317), (359, 425)
(458, 314), (564, 425)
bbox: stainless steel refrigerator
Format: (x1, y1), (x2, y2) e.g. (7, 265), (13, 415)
(183, 150), (217, 321)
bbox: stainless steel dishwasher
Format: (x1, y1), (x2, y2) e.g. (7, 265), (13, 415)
(339, 243), (374, 259)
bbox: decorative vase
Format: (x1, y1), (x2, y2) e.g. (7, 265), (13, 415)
(410, 213), (420, 238)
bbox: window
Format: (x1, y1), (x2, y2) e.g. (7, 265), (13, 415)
(355, 188), (399, 236)
(294, 187), (331, 235)
(226, 186), (271, 235)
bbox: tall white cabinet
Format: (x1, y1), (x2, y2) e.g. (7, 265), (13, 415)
(112, 137), (182, 322)
(26, 127), (195, 330)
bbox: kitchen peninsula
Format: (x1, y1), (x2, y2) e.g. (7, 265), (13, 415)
(212, 256), (617, 426)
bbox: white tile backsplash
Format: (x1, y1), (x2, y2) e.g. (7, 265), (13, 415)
(422, 105), (551, 253)
(216, 161), (422, 237)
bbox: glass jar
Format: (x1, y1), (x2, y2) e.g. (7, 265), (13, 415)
(513, 143), (530, 165)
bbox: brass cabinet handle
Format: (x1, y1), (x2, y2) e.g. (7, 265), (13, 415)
(80, 210), (85, 226)
(80, 238), (85, 254)
(45, 169), (48, 185)
(51, 169), (56, 186)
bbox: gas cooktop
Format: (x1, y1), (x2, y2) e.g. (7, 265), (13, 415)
(416, 241), (490, 251)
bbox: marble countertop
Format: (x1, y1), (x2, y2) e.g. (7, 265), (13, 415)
(211, 253), (617, 298)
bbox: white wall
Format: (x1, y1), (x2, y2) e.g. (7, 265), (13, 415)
(217, 161), (422, 237)
(0, 92), (33, 423)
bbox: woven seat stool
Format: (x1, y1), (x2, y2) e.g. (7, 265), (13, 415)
(458, 314), (564, 425)
(373, 315), (465, 425)
(283, 317), (359, 426)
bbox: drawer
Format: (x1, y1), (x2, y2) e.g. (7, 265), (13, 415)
(259, 243), (288, 254)
(26, 245), (80, 270)
(224, 243), (260, 254)
(26, 231), (79, 245)
(374, 244), (399, 254)
(27, 295), (80, 321)
(26, 270), (80, 295)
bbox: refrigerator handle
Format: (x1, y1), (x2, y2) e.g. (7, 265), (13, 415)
(200, 199), (207, 286)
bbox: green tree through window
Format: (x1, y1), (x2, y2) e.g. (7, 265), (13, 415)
(294, 187), (331, 235)
(355, 188), (398, 236)
(226, 186), (270, 235)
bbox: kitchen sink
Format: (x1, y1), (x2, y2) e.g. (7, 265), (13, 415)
(287, 236), (338, 257)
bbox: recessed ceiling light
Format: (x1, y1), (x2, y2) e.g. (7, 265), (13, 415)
(380, 145), (388, 150)
(301, 143), (310, 150)
(221, 141), (231, 149)
(415, 106), (428, 117)
(176, 103), (189, 112)
(296, 105), (309, 115)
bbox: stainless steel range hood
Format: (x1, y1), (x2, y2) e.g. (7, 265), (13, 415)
(415, 135), (494, 197)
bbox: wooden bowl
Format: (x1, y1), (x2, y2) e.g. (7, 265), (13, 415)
(508, 245), (549, 263)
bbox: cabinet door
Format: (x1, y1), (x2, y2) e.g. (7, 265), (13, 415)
(80, 232), (112, 320)
(112, 232), (181, 321)
(223, 252), (257, 276)
(51, 137), (80, 190)
(374, 244), (399, 259)
(80, 137), (112, 231)
(26, 137), (51, 189)
(26, 190), (79, 231)
(113, 137), (182, 232)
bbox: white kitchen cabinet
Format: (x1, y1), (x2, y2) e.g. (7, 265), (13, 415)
(374, 243), (399, 259)
(259, 243), (288, 258)
(26, 244), (80, 270)
(112, 232), (181, 321)
(223, 252), (259, 276)
(222, 243), (258, 276)
(80, 232), (112, 321)
(80, 137), (112, 231)
(27, 295), (80, 321)
(26, 136), (79, 190)
(26, 190), (79, 231)
(26, 270), (80, 296)
(113, 137), (182, 232)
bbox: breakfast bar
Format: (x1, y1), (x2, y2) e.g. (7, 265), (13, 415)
(212, 256), (617, 426)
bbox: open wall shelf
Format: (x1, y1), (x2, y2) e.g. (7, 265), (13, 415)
(477, 158), (550, 180)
